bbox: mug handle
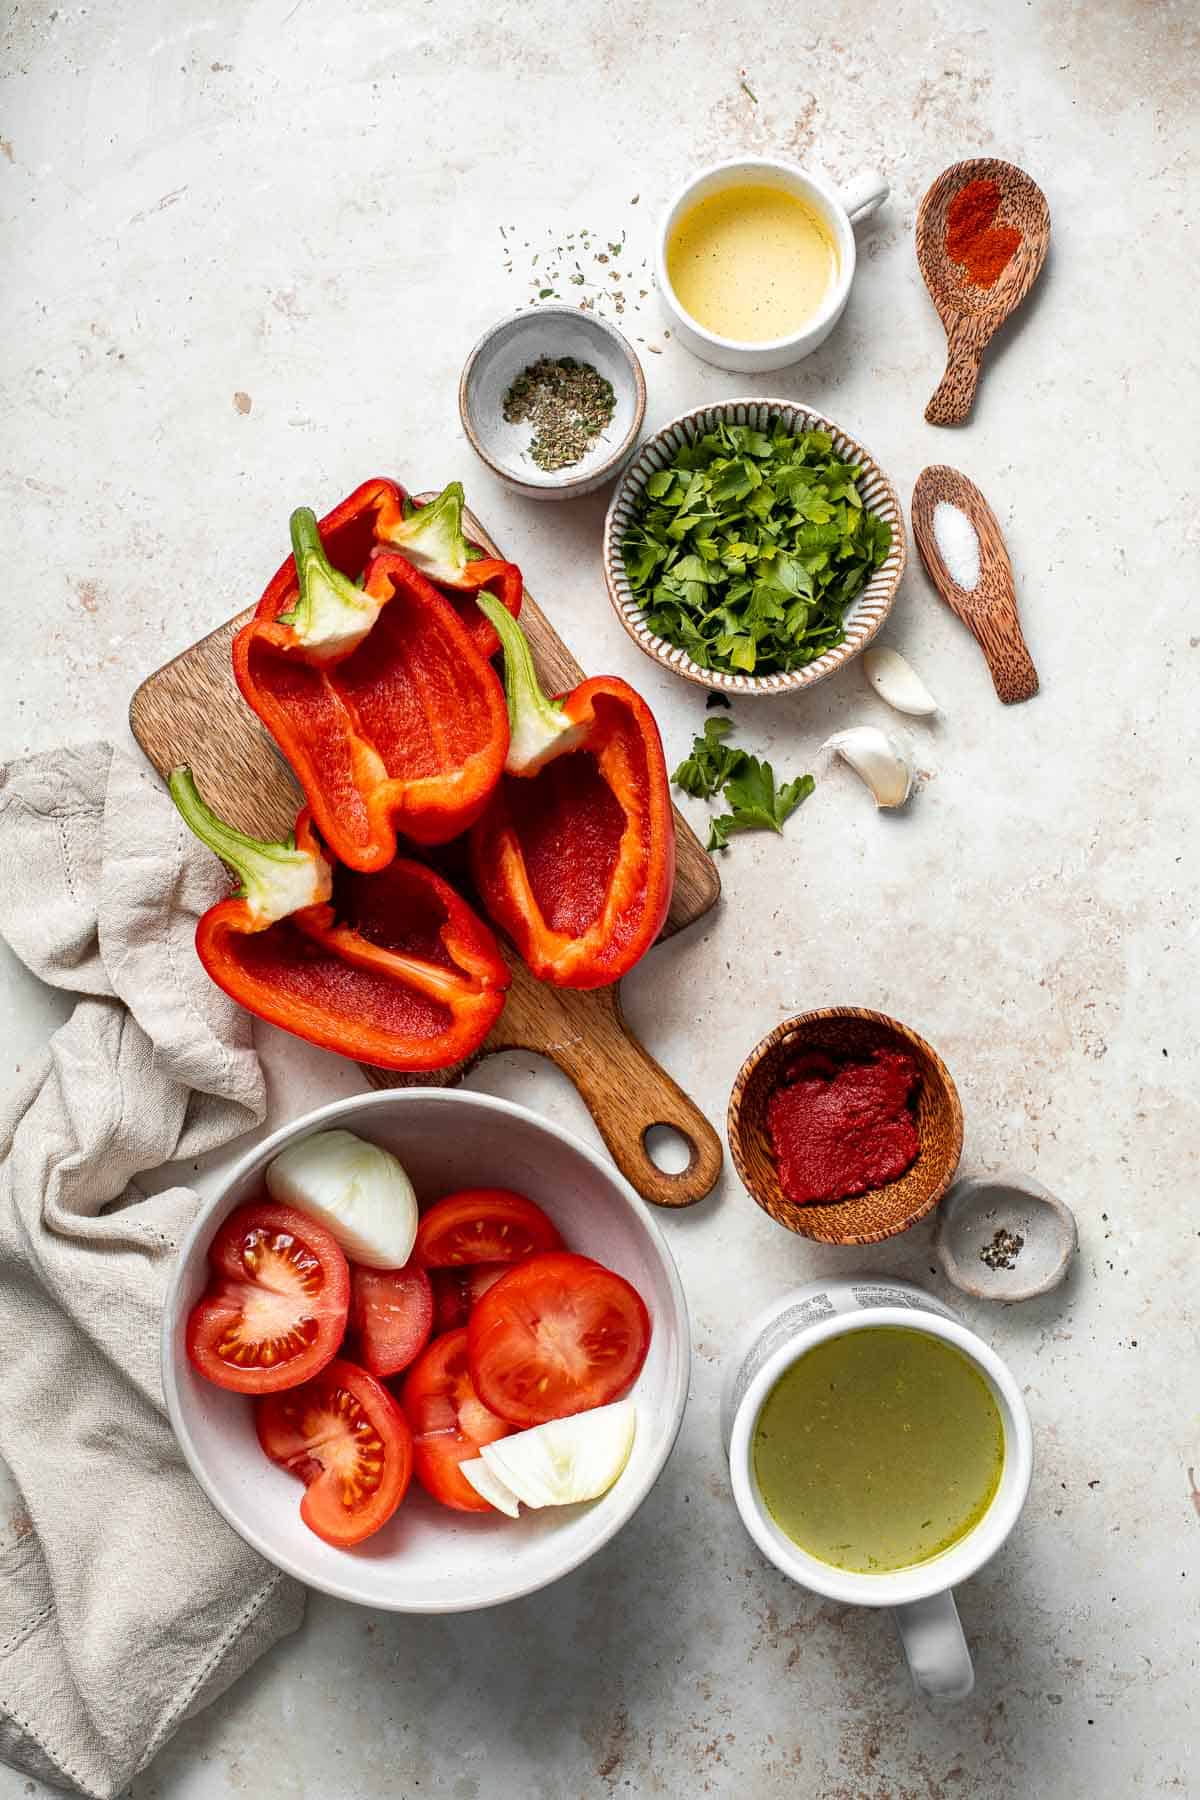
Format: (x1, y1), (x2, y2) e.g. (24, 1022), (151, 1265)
(892, 1591), (975, 1700)
(839, 171), (889, 225)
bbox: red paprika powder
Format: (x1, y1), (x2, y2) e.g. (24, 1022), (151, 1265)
(944, 177), (1022, 290)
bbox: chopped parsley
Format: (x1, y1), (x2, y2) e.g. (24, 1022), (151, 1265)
(621, 418), (892, 676)
(671, 717), (814, 854)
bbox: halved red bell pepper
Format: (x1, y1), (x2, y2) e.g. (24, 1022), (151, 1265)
(169, 768), (509, 1070)
(468, 596), (675, 989)
(254, 478), (521, 658)
(233, 510), (510, 869)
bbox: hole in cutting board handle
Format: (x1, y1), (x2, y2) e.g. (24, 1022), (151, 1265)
(642, 1123), (697, 1176)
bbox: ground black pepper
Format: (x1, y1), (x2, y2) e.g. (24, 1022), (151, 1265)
(980, 1226), (1025, 1271)
(502, 356), (616, 473)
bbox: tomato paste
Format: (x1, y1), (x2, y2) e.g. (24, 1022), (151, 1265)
(766, 1048), (920, 1206)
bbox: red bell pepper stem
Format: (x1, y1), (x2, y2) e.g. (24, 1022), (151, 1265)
(169, 768), (509, 1070)
(276, 506), (385, 661)
(372, 480), (478, 587)
(168, 766), (332, 920)
(476, 592), (588, 772)
(255, 478), (409, 624)
(469, 597), (675, 990)
(232, 525), (510, 870)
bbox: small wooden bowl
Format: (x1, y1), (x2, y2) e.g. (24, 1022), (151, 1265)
(727, 1009), (963, 1245)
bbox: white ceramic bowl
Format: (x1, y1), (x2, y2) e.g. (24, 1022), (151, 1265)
(655, 158), (888, 373)
(459, 304), (646, 499)
(603, 399), (907, 697)
(162, 1089), (689, 1612)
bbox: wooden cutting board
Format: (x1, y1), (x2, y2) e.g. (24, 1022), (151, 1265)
(129, 502), (723, 1207)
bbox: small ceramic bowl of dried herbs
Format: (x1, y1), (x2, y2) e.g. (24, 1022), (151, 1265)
(459, 305), (646, 500)
(603, 399), (906, 695)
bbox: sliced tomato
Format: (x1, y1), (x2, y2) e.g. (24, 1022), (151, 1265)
(186, 1200), (350, 1394)
(348, 1263), (433, 1379)
(413, 1188), (562, 1268)
(401, 1327), (511, 1512)
(256, 1358), (412, 1546)
(429, 1262), (510, 1333)
(467, 1251), (651, 1428)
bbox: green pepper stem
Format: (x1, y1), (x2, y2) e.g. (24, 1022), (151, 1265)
(381, 480), (470, 585)
(476, 593), (583, 773)
(168, 767), (331, 923)
(288, 505), (325, 571)
(278, 507), (381, 658)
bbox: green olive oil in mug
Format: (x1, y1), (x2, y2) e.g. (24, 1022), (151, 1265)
(752, 1327), (1004, 1573)
(665, 183), (839, 342)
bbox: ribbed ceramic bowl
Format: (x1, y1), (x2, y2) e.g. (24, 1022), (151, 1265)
(162, 1089), (689, 1612)
(727, 1009), (963, 1245)
(602, 400), (907, 695)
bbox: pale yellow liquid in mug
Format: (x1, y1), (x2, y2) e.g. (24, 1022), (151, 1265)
(752, 1327), (1005, 1574)
(666, 183), (840, 343)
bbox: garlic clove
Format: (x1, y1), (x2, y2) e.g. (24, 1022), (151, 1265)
(822, 726), (914, 809)
(862, 646), (938, 717)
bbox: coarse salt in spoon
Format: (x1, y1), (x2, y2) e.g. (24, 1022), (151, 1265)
(911, 466), (1039, 705)
(916, 158), (1050, 427)
(931, 502), (981, 591)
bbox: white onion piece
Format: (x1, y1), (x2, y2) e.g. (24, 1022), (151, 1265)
(265, 1129), (418, 1270)
(479, 1402), (637, 1509)
(461, 1458), (522, 1518)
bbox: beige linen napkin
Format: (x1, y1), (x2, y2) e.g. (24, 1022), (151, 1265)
(0, 743), (304, 1800)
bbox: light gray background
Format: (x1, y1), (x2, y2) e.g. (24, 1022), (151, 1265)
(2, 1), (1196, 1795)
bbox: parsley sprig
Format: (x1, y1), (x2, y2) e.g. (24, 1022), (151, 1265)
(672, 717), (745, 800)
(621, 418), (892, 676)
(671, 718), (814, 854)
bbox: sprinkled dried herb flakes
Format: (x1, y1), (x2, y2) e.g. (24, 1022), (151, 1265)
(502, 357), (616, 473)
(500, 220), (646, 321)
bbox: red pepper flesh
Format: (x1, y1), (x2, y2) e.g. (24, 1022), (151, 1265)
(169, 769), (509, 1071)
(233, 516), (510, 869)
(365, 543), (522, 659)
(469, 597), (675, 989)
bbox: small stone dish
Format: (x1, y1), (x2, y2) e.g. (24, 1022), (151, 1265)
(934, 1171), (1077, 1301)
(459, 304), (646, 500)
(727, 1008), (963, 1246)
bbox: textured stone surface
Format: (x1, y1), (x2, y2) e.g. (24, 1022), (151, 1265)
(1, 0), (1196, 1794)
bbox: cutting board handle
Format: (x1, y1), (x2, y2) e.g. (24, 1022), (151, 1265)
(530, 989), (722, 1209)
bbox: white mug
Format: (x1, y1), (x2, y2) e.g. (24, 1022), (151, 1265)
(721, 1278), (1033, 1701)
(655, 157), (889, 373)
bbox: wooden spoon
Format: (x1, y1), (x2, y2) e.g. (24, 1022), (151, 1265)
(916, 157), (1050, 426)
(911, 465), (1039, 705)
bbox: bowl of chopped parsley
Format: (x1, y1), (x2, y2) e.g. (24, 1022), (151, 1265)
(604, 401), (906, 692)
